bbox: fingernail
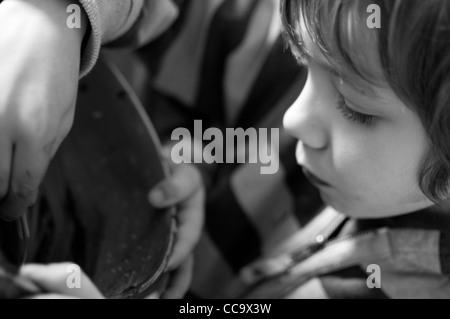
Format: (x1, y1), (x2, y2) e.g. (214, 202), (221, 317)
(149, 189), (165, 205)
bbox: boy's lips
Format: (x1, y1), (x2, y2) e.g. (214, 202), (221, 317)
(302, 168), (332, 188)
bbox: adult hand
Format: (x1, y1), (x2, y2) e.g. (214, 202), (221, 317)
(0, 0), (87, 221)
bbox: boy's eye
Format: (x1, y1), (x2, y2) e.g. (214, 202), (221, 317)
(337, 94), (375, 126)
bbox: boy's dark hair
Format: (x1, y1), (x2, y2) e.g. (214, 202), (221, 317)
(281, 0), (450, 203)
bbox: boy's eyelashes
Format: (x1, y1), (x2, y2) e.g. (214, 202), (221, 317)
(292, 45), (377, 127)
(336, 94), (375, 126)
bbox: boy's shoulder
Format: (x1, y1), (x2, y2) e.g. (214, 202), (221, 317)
(241, 208), (450, 299)
(326, 208), (450, 299)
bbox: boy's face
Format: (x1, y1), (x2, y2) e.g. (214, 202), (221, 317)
(284, 32), (434, 219)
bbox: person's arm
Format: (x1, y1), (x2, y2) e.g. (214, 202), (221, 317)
(0, 0), (178, 222)
(0, 0), (87, 221)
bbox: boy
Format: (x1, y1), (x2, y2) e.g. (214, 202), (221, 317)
(236, 0), (450, 298)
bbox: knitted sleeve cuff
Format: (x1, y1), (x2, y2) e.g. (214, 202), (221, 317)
(77, 0), (177, 78)
(77, 0), (144, 77)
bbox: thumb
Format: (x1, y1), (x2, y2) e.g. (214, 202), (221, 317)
(148, 164), (201, 208)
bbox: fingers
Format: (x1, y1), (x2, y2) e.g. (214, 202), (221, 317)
(144, 292), (161, 299)
(162, 256), (193, 299)
(149, 163), (205, 270)
(0, 112), (73, 222)
(20, 263), (104, 299)
(149, 163), (203, 208)
(0, 144), (48, 221)
(167, 189), (204, 270)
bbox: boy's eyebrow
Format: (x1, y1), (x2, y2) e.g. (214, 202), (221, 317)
(299, 45), (381, 99)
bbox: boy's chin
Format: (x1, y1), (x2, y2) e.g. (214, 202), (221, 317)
(323, 191), (433, 219)
(320, 190), (390, 219)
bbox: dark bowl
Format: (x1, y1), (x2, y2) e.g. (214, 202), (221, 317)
(0, 57), (176, 299)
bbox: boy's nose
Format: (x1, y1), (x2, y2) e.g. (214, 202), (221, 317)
(283, 91), (328, 151)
